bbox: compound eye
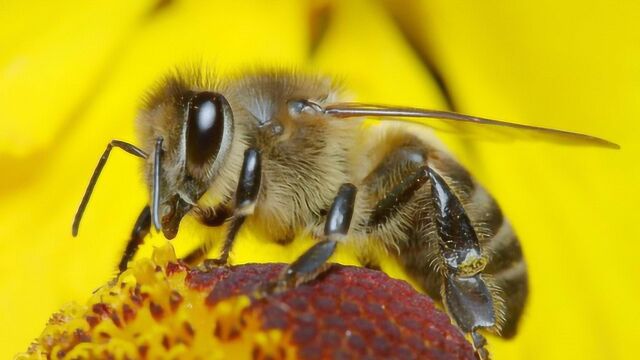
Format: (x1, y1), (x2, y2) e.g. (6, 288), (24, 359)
(186, 91), (229, 167)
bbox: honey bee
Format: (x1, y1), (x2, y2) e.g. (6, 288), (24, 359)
(72, 69), (617, 359)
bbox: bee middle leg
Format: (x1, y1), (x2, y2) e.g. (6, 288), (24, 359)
(117, 204), (230, 272)
(270, 183), (357, 292)
(185, 148), (262, 266)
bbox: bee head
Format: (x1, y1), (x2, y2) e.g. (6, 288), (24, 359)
(139, 76), (235, 239)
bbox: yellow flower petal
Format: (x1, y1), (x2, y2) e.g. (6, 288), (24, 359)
(0, 0), (158, 156)
(0, 0), (308, 355)
(3, 0), (638, 359)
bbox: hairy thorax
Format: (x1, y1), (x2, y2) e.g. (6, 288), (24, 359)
(249, 113), (361, 242)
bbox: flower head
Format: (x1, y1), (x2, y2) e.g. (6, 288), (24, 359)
(21, 244), (474, 359)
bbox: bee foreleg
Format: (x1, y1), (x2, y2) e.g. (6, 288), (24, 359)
(190, 148), (262, 266)
(193, 204), (232, 227)
(270, 183), (357, 292)
(428, 167), (495, 358)
(201, 215), (246, 266)
(117, 205), (151, 272)
(182, 204), (232, 264)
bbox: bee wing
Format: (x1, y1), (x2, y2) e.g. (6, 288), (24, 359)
(324, 103), (620, 149)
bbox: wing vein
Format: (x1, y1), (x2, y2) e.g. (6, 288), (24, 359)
(324, 103), (619, 149)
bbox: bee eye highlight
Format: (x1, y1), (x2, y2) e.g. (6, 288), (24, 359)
(186, 92), (228, 167)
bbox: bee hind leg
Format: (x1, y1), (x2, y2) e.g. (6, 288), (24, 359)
(471, 330), (490, 360)
(443, 274), (494, 359)
(368, 165), (429, 227)
(428, 167), (496, 359)
(269, 183), (357, 292)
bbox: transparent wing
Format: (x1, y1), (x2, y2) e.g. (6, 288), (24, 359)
(324, 103), (619, 149)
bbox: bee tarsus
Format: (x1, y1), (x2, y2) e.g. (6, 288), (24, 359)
(274, 183), (357, 291)
(118, 205), (152, 273)
(199, 216), (245, 267)
(471, 330), (490, 360)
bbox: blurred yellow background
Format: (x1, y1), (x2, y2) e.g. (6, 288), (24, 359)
(1, 0), (638, 359)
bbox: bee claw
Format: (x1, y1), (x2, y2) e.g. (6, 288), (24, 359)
(263, 279), (286, 295)
(203, 257), (230, 268)
(471, 330), (491, 360)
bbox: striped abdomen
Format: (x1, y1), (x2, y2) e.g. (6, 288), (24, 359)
(363, 130), (528, 337)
